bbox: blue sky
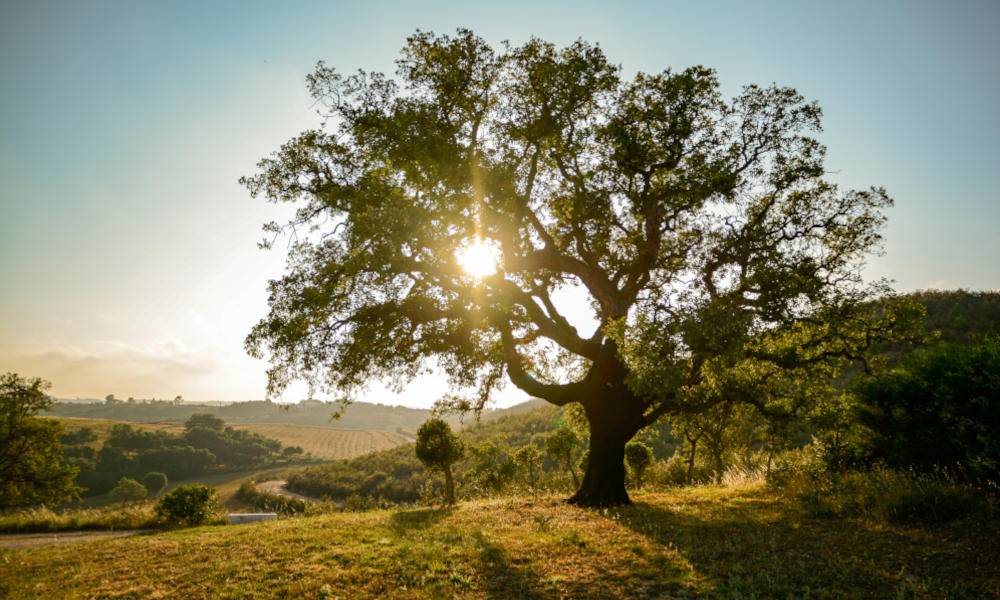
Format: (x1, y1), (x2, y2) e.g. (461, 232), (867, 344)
(1, 0), (997, 405)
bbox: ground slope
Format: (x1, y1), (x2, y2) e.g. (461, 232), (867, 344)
(2, 485), (996, 599)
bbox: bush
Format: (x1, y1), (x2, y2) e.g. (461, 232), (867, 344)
(768, 446), (988, 524)
(648, 452), (714, 488)
(109, 477), (147, 504)
(155, 484), (218, 526)
(849, 335), (1000, 481)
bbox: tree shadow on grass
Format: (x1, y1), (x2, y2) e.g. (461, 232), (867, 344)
(388, 506), (454, 535)
(607, 495), (1000, 599)
(471, 530), (547, 600)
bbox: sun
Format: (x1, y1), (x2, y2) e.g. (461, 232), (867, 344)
(457, 239), (496, 278)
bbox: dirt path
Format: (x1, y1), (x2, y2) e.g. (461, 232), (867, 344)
(0, 529), (153, 550)
(254, 480), (320, 503)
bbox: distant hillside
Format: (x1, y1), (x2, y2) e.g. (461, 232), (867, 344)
(857, 289), (1000, 371)
(45, 396), (551, 435)
(909, 289), (1000, 342)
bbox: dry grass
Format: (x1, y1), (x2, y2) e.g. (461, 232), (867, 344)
(2, 484), (996, 599)
(231, 423), (409, 460)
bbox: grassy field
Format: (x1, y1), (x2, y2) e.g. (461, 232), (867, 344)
(53, 417), (410, 460)
(2, 485), (996, 599)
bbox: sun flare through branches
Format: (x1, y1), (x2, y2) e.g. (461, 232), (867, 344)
(457, 239), (496, 278)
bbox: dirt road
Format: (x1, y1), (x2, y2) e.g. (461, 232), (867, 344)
(0, 529), (152, 550)
(254, 480), (320, 503)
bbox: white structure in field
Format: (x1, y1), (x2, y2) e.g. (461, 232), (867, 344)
(227, 513), (277, 524)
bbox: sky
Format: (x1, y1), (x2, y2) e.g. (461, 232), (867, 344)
(1, 0), (997, 407)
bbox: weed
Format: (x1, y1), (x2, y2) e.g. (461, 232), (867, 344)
(531, 513), (554, 533)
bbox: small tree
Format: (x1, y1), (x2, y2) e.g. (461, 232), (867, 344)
(465, 439), (518, 496)
(624, 441), (653, 490)
(109, 477), (148, 505)
(514, 444), (543, 491)
(142, 472), (168, 497)
(184, 413), (225, 432)
(155, 484), (218, 526)
(546, 427), (581, 488)
(0, 373), (80, 508)
(282, 445), (305, 457)
(415, 419), (464, 504)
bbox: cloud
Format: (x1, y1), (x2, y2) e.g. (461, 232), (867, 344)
(0, 340), (229, 400)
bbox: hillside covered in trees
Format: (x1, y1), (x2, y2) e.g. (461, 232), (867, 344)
(61, 414), (304, 496)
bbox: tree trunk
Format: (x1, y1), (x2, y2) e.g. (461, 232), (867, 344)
(567, 378), (644, 507)
(567, 459), (580, 488)
(567, 422), (630, 507)
(686, 436), (698, 484)
(443, 466), (455, 504)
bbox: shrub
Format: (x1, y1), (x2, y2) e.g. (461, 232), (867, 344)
(109, 477), (147, 504)
(849, 335), (1000, 481)
(648, 452), (714, 488)
(625, 441), (653, 489)
(768, 446), (988, 524)
(155, 484), (218, 526)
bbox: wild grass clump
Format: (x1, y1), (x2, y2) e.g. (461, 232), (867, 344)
(719, 462), (767, 487)
(769, 445), (993, 525)
(0, 503), (160, 533)
(645, 452), (715, 488)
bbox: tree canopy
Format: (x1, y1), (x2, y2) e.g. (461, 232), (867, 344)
(849, 335), (1000, 480)
(243, 29), (918, 506)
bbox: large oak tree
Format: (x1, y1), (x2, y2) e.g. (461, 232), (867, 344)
(244, 30), (917, 506)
